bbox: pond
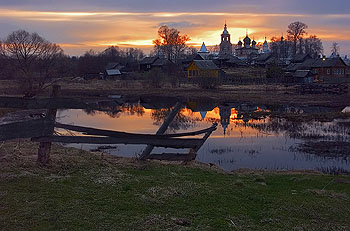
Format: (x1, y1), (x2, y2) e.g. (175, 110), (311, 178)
(56, 102), (350, 173)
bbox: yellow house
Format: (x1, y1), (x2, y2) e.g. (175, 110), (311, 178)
(187, 60), (220, 78)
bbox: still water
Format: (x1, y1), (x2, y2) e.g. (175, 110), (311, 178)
(57, 103), (350, 173)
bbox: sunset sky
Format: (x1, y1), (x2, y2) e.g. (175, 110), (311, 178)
(0, 0), (349, 56)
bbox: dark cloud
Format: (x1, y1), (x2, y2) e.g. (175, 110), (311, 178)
(1, 0), (349, 14)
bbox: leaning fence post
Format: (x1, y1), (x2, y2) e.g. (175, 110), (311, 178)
(37, 85), (60, 165)
(139, 102), (183, 160)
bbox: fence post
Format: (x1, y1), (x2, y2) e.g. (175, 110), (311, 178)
(139, 102), (183, 160)
(37, 85), (60, 165)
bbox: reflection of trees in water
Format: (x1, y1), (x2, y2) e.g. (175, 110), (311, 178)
(151, 108), (200, 132)
(245, 117), (350, 158)
(247, 117), (350, 142)
(83, 103), (145, 119)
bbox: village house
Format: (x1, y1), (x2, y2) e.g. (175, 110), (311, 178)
(214, 54), (247, 68)
(139, 56), (175, 72)
(102, 62), (123, 80)
(313, 57), (349, 80)
(179, 53), (204, 71)
(285, 56), (350, 83)
(187, 60), (220, 78)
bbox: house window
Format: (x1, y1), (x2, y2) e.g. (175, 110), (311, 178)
(327, 69), (330, 75)
(147, 64), (151, 69)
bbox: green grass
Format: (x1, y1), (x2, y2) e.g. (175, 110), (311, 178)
(1, 141), (350, 230)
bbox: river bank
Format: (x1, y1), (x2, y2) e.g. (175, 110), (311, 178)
(1, 140), (350, 230)
(1, 79), (350, 108)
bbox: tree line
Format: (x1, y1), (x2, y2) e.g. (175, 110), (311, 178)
(269, 21), (324, 58)
(0, 30), (145, 96)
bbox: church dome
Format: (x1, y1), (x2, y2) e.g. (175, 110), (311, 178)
(252, 40), (257, 46)
(243, 35), (251, 44)
(222, 24), (229, 34)
(238, 40), (243, 46)
(243, 35), (251, 47)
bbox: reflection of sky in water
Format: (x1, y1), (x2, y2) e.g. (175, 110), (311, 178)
(56, 107), (350, 172)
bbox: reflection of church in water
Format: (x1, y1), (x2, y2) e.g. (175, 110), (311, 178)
(219, 105), (231, 135)
(218, 105), (259, 135)
(188, 101), (259, 135)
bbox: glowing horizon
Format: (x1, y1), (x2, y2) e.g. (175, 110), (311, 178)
(0, 5), (349, 56)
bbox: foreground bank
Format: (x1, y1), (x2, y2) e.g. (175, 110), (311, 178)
(1, 141), (350, 230)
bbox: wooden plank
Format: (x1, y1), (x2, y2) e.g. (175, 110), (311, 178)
(146, 153), (196, 161)
(193, 123), (218, 153)
(31, 136), (202, 149)
(139, 102), (183, 159)
(55, 123), (217, 139)
(0, 119), (53, 141)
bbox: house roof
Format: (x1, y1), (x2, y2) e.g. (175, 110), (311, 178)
(106, 69), (121, 75)
(286, 57), (348, 72)
(180, 54), (204, 64)
(140, 56), (159, 65)
(217, 53), (233, 60)
(291, 53), (312, 63)
(152, 58), (172, 67)
(293, 70), (312, 78)
(255, 53), (274, 62)
(311, 57), (348, 68)
(192, 60), (220, 70)
(226, 56), (247, 66)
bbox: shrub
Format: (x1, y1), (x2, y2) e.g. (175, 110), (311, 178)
(195, 76), (220, 89)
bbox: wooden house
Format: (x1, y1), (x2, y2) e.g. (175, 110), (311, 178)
(179, 54), (204, 71)
(187, 60), (220, 78)
(313, 57), (349, 79)
(291, 53), (313, 64)
(139, 56), (159, 71)
(104, 69), (122, 80)
(139, 56), (176, 73)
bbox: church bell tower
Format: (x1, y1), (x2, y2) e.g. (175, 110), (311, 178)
(219, 23), (232, 56)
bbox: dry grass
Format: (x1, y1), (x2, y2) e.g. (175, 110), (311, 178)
(1, 140), (350, 230)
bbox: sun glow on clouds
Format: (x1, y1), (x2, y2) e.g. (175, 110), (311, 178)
(0, 8), (349, 55)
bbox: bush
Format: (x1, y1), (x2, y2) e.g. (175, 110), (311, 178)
(195, 76), (220, 89)
(146, 68), (166, 88)
(266, 65), (284, 79)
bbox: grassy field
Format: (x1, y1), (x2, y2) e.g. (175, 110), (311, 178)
(1, 141), (350, 230)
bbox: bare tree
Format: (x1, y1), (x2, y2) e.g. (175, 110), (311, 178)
(2, 30), (63, 96)
(153, 25), (190, 62)
(287, 21), (308, 56)
(208, 45), (220, 54)
(331, 42), (340, 56)
(304, 35), (323, 58)
(186, 46), (198, 55)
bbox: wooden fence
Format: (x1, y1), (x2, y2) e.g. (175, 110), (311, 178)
(0, 86), (217, 164)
